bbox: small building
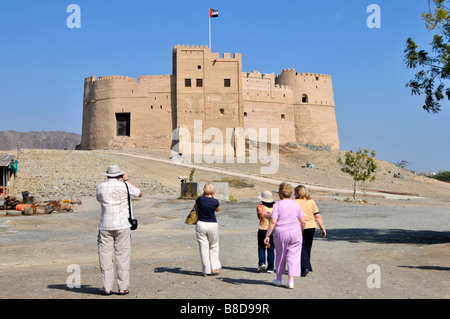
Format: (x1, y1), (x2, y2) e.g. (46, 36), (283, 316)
(0, 155), (17, 197)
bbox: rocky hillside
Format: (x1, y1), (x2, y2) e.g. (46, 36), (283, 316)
(10, 149), (177, 201)
(0, 131), (81, 150)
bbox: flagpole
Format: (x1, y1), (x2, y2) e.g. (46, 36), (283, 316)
(209, 16), (211, 50)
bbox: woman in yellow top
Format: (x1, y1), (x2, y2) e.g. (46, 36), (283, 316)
(294, 185), (326, 277)
(256, 190), (275, 273)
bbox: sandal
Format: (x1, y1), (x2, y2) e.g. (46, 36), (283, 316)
(118, 289), (129, 295)
(101, 290), (112, 296)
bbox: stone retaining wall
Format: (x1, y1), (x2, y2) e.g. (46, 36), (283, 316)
(11, 149), (177, 202)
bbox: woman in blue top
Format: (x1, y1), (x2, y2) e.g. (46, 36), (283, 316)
(193, 182), (221, 276)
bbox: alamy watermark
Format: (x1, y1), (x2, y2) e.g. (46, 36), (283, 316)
(66, 4), (81, 29)
(66, 264), (81, 288)
(171, 120), (280, 175)
(366, 4), (381, 29)
(366, 264), (381, 288)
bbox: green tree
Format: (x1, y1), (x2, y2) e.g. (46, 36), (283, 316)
(395, 160), (411, 169)
(405, 0), (450, 113)
(337, 148), (377, 199)
(188, 168), (196, 182)
(431, 170), (450, 182)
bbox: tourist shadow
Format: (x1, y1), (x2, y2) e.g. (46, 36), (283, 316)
(218, 266), (274, 286)
(47, 284), (103, 296)
(222, 265), (259, 273)
(398, 265), (450, 271)
(217, 277), (273, 286)
(154, 266), (203, 276)
(324, 228), (450, 245)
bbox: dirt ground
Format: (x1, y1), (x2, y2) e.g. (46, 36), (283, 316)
(0, 147), (449, 304)
(1, 195), (449, 300)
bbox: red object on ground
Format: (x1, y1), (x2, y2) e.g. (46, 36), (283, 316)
(16, 204), (36, 213)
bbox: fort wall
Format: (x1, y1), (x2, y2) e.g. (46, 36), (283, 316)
(81, 75), (173, 150)
(275, 69), (339, 150)
(81, 45), (340, 152)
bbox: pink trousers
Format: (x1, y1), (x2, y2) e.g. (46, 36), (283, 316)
(273, 227), (302, 278)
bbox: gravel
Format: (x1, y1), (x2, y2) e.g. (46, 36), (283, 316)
(0, 195), (449, 300)
(1, 148), (448, 301)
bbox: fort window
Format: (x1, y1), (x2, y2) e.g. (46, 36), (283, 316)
(220, 108), (225, 115)
(244, 112), (248, 117)
(198, 65), (202, 69)
(160, 105), (163, 109)
(302, 94), (309, 103)
(116, 113), (130, 137)
(185, 79), (191, 87)
(151, 105), (153, 109)
(196, 79), (203, 87)
(281, 114), (286, 119)
(224, 79), (231, 87)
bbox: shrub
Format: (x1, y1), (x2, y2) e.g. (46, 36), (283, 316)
(431, 171), (450, 183)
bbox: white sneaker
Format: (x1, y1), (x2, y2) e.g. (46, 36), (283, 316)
(272, 279), (283, 287)
(287, 282), (294, 289)
(257, 265), (266, 273)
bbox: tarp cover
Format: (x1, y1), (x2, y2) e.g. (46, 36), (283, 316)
(0, 155), (15, 167)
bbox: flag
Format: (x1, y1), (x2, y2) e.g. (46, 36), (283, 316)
(209, 8), (219, 18)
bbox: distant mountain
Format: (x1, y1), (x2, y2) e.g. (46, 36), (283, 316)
(0, 130), (81, 150)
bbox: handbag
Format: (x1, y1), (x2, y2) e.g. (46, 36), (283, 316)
(185, 207), (198, 225)
(125, 182), (138, 230)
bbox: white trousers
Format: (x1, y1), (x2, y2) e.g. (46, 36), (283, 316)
(195, 221), (221, 274)
(97, 228), (131, 291)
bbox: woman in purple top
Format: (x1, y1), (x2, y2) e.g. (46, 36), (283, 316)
(264, 182), (305, 289)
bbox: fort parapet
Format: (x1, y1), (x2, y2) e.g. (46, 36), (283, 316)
(81, 45), (339, 151)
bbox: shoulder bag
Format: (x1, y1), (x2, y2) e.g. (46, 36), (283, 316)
(185, 206), (198, 225)
(125, 182), (138, 230)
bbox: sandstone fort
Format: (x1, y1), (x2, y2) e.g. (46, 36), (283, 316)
(80, 45), (340, 152)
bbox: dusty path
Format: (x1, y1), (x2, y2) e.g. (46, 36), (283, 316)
(1, 195), (449, 300)
(1, 148), (449, 305)
(107, 150), (424, 201)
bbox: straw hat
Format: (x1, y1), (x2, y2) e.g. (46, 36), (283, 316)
(103, 165), (125, 177)
(258, 190), (274, 203)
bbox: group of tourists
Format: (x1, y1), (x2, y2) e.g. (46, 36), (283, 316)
(194, 181), (326, 289)
(95, 164), (326, 295)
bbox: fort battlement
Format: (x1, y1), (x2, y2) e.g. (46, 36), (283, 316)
(175, 44), (209, 49)
(174, 44), (241, 60)
(94, 75), (137, 82)
(244, 71), (275, 79)
(209, 52), (241, 60)
(278, 69), (332, 79)
(81, 45), (340, 151)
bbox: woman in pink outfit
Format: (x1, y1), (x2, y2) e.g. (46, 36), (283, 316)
(264, 182), (305, 289)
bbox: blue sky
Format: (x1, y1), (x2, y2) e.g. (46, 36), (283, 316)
(0, 0), (449, 173)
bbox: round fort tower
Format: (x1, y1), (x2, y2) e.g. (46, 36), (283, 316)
(275, 69), (339, 150)
(81, 75), (174, 150)
(81, 76), (139, 150)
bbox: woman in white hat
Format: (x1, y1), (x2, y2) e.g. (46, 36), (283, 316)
(256, 190), (275, 273)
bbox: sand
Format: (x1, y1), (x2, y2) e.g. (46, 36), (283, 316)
(0, 147), (449, 301)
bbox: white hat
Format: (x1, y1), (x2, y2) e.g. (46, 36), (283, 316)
(258, 190), (274, 203)
(103, 165), (125, 177)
